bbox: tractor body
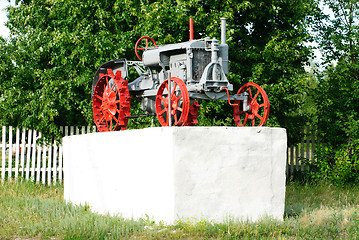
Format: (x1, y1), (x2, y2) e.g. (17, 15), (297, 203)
(91, 18), (270, 131)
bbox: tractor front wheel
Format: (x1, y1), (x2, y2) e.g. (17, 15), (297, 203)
(155, 77), (190, 126)
(233, 82), (270, 127)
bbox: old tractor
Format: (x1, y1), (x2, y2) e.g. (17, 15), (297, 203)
(91, 18), (270, 131)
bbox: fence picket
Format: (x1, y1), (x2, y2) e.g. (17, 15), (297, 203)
(300, 128), (304, 171)
(58, 144), (63, 183)
(53, 141), (58, 185)
(1, 126), (6, 182)
(25, 130), (32, 180)
(7, 126), (13, 180)
(311, 126), (315, 164)
(290, 146), (294, 174)
(14, 128), (20, 180)
(42, 145), (47, 185)
(30, 130), (37, 179)
(47, 143), (52, 186)
(36, 132), (42, 183)
(20, 128), (26, 178)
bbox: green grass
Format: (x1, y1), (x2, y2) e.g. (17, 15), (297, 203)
(1, 180), (359, 239)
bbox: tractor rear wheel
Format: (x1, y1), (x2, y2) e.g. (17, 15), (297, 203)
(92, 69), (131, 132)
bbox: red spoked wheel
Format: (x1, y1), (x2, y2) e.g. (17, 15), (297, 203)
(233, 82), (270, 127)
(92, 69), (131, 132)
(155, 77), (190, 126)
(135, 36), (157, 61)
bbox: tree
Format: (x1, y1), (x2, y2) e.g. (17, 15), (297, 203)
(0, 0), (320, 141)
(314, 0), (359, 145)
(0, 0), (140, 138)
(307, 0), (359, 184)
(316, 0), (359, 65)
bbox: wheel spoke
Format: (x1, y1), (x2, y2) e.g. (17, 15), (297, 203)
(94, 94), (103, 101)
(165, 81), (169, 93)
(112, 115), (119, 123)
(106, 76), (110, 88)
(98, 115), (105, 124)
(159, 96), (167, 103)
(172, 82), (177, 95)
(105, 119), (110, 129)
(174, 113), (178, 125)
(252, 118), (255, 126)
(243, 113), (248, 126)
(255, 113), (263, 120)
(110, 82), (116, 91)
(259, 103), (265, 108)
(177, 106), (183, 112)
(159, 108), (167, 115)
(248, 87), (252, 98)
(253, 91), (260, 102)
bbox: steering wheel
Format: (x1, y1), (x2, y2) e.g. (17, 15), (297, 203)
(135, 36), (157, 61)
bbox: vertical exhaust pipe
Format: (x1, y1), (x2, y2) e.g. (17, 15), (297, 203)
(189, 18), (194, 40)
(221, 18), (226, 44)
(219, 18), (229, 74)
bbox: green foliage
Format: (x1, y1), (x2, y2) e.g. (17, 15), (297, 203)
(315, 61), (359, 145)
(309, 62), (359, 184)
(197, 100), (234, 127)
(316, 0), (359, 65)
(0, 0), (320, 140)
(306, 117), (359, 185)
(307, 0), (359, 184)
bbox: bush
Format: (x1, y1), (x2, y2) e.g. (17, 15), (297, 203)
(307, 118), (359, 185)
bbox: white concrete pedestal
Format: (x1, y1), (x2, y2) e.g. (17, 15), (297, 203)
(63, 127), (287, 224)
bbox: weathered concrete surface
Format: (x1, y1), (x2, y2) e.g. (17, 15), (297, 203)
(63, 127), (287, 223)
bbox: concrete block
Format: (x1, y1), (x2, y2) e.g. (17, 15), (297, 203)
(63, 127), (287, 223)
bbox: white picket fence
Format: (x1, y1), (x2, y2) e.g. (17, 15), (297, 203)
(0, 126), (95, 185)
(286, 125), (321, 175)
(1, 125), (322, 185)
